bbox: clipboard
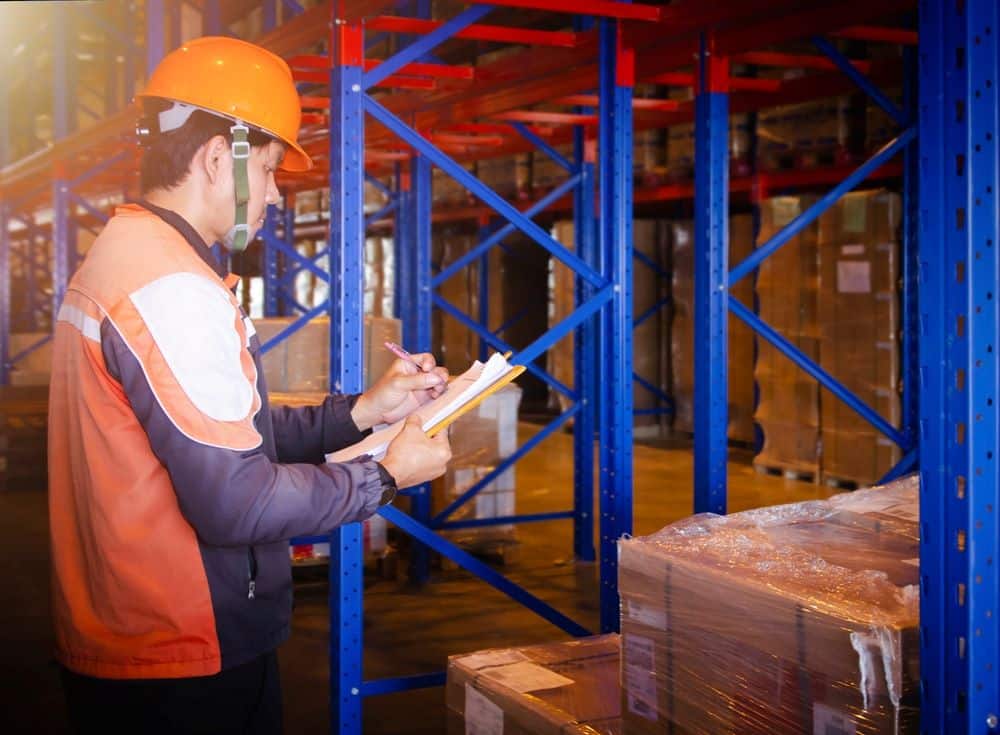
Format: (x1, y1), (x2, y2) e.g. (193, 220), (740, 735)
(424, 363), (526, 438)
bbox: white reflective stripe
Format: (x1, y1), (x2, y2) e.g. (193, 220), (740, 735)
(130, 273), (254, 423)
(57, 303), (101, 343)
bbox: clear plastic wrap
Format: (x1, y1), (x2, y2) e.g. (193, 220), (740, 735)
(619, 475), (920, 735)
(447, 635), (622, 735)
(817, 189), (902, 486)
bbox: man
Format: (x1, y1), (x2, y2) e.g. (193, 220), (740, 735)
(48, 36), (451, 734)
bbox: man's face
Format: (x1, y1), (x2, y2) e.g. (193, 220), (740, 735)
(246, 140), (285, 241)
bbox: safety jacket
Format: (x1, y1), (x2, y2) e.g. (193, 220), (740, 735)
(48, 202), (384, 679)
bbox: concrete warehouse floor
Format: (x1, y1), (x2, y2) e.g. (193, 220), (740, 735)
(0, 423), (837, 734)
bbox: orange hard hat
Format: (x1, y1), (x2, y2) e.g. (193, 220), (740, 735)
(138, 36), (312, 172)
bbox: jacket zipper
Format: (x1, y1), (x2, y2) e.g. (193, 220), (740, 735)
(247, 547), (258, 600)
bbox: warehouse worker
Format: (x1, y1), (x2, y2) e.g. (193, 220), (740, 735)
(47, 37), (450, 735)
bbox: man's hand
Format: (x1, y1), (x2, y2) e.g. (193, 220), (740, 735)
(350, 353), (448, 431)
(380, 415), (452, 489)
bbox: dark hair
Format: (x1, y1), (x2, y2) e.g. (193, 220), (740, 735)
(140, 104), (274, 194)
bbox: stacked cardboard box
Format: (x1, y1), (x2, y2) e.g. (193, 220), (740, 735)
(619, 475), (920, 735)
(669, 214), (756, 443)
(433, 384), (522, 554)
(447, 635), (622, 735)
(754, 195), (822, 477)
(757, 98), (849, 171)
(549, 220), (670, 433)
(817, 190), (902, 486)
(434, 229), (506, 375)
(254, 315), (402, 392)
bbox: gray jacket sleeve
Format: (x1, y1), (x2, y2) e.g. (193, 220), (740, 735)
(101, 321), (385, 547)
(269, 395), (368, 464)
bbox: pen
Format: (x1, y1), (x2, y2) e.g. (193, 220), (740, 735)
(384, 341), (429, 372)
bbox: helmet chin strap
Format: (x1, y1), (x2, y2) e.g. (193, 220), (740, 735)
(222, 123), (252, 252)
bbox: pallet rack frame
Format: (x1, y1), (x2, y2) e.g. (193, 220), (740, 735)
(1, 0), (998, 732)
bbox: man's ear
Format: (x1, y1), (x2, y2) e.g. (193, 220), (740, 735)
(200, 134), (230, 185)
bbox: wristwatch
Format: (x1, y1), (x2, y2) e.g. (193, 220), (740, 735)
(375, 462), (398, 507)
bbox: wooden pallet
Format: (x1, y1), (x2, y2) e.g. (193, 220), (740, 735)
(752, 461), (819, 484)
(820, 473), (863, 491)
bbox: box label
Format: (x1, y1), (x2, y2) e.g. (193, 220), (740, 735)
(837, 261), (872, 294)
(481, 661), (575, 693)
(455, 649), (528, 671)
(843, 195), (868, 233)
(772, 197), (802, 227)
(813, 702), (857, 735)
(624, 634), (659, 722)
(625, 599), (668, 630)
(841, 244), (866, 256)
(465, 684), (503, 735)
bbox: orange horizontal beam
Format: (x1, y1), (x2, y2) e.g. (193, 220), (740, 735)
(365, 16), (580, 47)
(467, 0), (662, 22)
(648, 72), (782, 93)
(731, 51), (872, 73)
(555, 94), (683, 111)
(492, 110), (598, 126)
(832, 25), (918, 45)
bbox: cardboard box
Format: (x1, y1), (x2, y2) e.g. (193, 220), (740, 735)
(447, 635), (622, 735)
(549, 220), (669, 432)
(432, 384), (522, 549)
(619, 476), (920, 735)
(254, 315), (402, 393)
(817, 190), (902, 486)
(669, 215), (756, 443)
(435, 229), (506, 375)
(754, 196), (822, 475)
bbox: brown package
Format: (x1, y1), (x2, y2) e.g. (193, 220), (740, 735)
(754, 195), (822, 476)
(619, 475), (920, 735)
(254, 315), (401, 392)
(431, 384), (522, 550)
(817, 189), (902, 486)
(447, 635), (622, 735)
(669, 214), (756, 443)
(549, 220), (670, 432)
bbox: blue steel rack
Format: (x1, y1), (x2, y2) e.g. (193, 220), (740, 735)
(2, 0), (999, 732)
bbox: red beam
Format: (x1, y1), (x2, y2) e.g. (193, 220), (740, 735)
(731, 51), (872, 73)
(492, 110), (598, 126)
(365, 16), (580, 48)
(430, 133), (506, 147)
(365, 59), (475, 81)
(289, 54), (475, 80)
(832, 25), (918, 45)
(467, 0), (662, 21)
(555, 94), (683, 111)
(438, 123), (521, 135)
(648, 72), (782, 93)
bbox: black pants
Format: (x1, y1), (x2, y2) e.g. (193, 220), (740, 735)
(60, 651), (282, 735)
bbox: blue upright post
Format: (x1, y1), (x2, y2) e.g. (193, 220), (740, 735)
(24, 219), (38, 332)
(407, 154), (433, 585)
(202, 0), (222, 36)
(328, 19), (366, 735)
(52, 180), (70, 319)
(573, 127), (597, 564)
(147, 0), (166, 73)
(918, 1), (1000, 732)
(52, 14), (71, 140)
(262, 0), (277, 33)
(478, 218), (491, 363)
(597, 18), (634, 633)
(0, 205), (10, 386)
(263, 204), (282, 317)
(900, 45), (920, 452)
(0, 61), (8, 168)
(693, 34), (730, 515)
